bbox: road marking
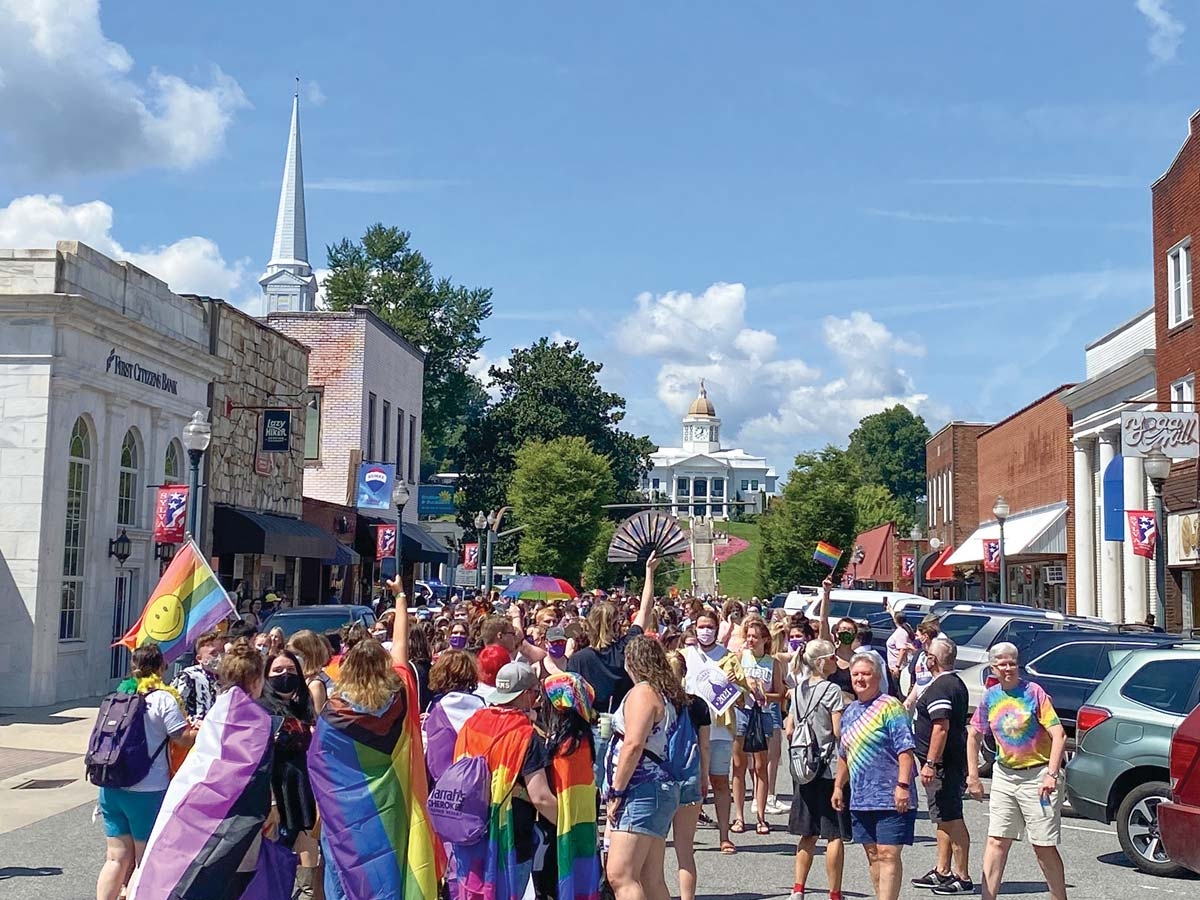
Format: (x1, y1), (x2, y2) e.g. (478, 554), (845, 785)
(1061, 823), (1114, 834)
(1137, 886), (1176, 894)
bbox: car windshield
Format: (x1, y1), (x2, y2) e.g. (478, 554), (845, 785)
(269, 611), (360, 636)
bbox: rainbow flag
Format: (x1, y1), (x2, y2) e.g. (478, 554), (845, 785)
(813, 541), (842, 569)
(117, 539), (235, 665)
(308, 666), (445, 900)
(551, 744), (600, 900)
(452, 708), (536, 900)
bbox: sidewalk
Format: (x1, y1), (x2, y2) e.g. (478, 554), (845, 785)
(0, 699), (101, 834)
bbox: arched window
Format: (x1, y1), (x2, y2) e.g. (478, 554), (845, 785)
(164, 440), (183, 485)
(61, 417), (91, 640)
(117, 430), (141, 527)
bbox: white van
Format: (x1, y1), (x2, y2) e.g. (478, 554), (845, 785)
(794, 589), (932, 625)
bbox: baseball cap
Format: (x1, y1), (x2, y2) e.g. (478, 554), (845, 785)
(488, 662), (538, 705)
(545, 626), (567, 643)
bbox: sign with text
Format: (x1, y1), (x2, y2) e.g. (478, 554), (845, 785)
(261, 410), (291, 453)
(1121, 411), (1200, 459)
(356, 462), (396, 510)
(105, 348), (179, 395)
(418, 484), (456, 517)
(153, 486), (188, 543)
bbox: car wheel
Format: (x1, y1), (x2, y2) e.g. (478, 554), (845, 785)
(977, 736), (996, 779)
(1115, 781), (1183, 877)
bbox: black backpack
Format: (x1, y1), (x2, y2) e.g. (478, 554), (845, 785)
(85, 692), (167, 788)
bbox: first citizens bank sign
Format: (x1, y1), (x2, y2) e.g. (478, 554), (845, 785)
(105, 349), (179, 395)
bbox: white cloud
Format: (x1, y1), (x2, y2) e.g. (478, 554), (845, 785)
(1136, 0), (1185, 63)
(468, 349), (509, 400)
(0, 193), (254, 305)
(549, 330), (578, 345)
(0, 0), (249, 174)
(614, 282), (929, 464)
(305, 80), (327, 107)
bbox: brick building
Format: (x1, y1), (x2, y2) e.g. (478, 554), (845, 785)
(1151, 110), (1200, 632)
(920, 421), (990, 597)
(946, 388), (1076, 613)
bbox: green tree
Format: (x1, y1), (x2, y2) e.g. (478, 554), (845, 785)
(853, 483), (912, 534)
(758, 446), (860, 593)
(457, 338), (656, 535)
(323, 224), (493, 474)
(508, 437), (617, 584)
(846, 405), (931, 512)
(581, 519), (619, 591)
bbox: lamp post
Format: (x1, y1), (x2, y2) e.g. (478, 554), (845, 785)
(484, 507), (510, 594)
(1144, 448), (1172, 628)
(392, 479), (411, 602)
(474, 511), (488, 591)
(909, 525), (922, 588)
(181, 411), (212, 542)
(993, 495), (1010, 604)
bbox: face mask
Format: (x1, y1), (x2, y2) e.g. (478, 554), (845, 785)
(448, 634), (468, 650)
(547, 641), (567, 659)
(696, 626), (717, 646)
(258, 645), (270, 656)
(202, 654), (223, 672)
(788, 638), (804, 652)
(268, 672), (302, 695)
(837, 632), (856, 646)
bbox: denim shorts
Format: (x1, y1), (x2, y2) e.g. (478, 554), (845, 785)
(679, 774), (702, 806)
(708, 739), (733, 778)
(768, 702), (783, 732)
(734, 705), (777, 739)
(849, 808), (917, 846)
(98, 787), (167, 841)
(611, 780), (681, 839)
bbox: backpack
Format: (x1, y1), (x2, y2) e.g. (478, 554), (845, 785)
(85, 692), (167, 788)
(660, 701), (700, 784)
(788, 682), (835, 785)
(426, 754), (491, 845)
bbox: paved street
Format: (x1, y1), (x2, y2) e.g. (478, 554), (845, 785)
(2, 774), (1196, 900)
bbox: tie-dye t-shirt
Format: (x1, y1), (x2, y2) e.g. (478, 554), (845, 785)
(970, 680), (1060, 769)
(839, 693), (916, 810)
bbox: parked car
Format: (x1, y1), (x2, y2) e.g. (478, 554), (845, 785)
(1159, 700), (1200, 875)
(801, 589), (929, 624)
(929, 602), (1114, 670)
(264, 605), (377, 639)
(1065, 644), (1200, 876)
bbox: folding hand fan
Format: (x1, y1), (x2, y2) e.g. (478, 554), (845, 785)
(607, 510), (690, 563)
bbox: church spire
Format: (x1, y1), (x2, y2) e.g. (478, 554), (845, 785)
(260, 84), (317, 312)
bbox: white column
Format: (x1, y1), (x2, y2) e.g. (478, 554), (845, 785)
(1123, 454), (1149, 624)
(1098, 432), (1123, 623)
(1073, 437), (1096, 617)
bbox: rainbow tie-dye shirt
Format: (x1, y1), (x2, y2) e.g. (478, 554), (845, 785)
(839, 693), (915, 810)
(970, 680), (1060, 769)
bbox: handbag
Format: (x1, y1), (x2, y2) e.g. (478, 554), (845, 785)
(742, 704), (770, 753)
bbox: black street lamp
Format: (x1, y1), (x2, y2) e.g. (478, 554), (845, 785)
(393, 479), (411, 601)
(181, 411), (212, 541)
(993, 495), (1010, 604)
(1145, 448), (1172, 628)
(474, 511), (488, 591)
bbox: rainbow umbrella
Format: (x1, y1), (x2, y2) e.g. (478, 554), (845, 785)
(501, 574), (576, 602)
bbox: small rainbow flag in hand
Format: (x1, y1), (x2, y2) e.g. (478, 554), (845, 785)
(813, 541), (843, 569)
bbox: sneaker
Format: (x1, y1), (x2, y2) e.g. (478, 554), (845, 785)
(911, 869), (952, 889)
(931, 877), (975, 895)
(788, 892), (805, 900)
(765, 797), (788, 815)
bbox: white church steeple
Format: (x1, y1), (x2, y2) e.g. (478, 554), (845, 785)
(260, 83), (317, 313)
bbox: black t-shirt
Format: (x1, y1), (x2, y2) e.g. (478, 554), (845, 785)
(566, 625), (644, 713)
(828, 663), (853, 696)
(914, 672), (969, 767)
(512, 730), (551, 863)
(686, 694), (712, 730)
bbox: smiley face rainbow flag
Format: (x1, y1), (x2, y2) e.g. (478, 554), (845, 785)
(117, 539), (236, 665)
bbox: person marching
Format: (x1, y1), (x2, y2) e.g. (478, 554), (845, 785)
(910, 636), (973, 895)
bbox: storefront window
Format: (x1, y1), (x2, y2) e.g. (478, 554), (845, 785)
(61, 417), (91, 641)
(305, 390), (322, 460)
(117, 429), (140, 527)
(164, 440), (183, 484)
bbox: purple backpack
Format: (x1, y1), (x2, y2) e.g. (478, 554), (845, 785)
(85, 692), (166, 788)
(426, 755), (491, 845)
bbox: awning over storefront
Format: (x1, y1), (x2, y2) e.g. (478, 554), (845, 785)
(922, 545), (957, 582)
(944, 502), (1069, 565)
(324, 541), (361, 567)
(402, 521), (452, 564)
(851, 521), (895, 582)
(213, 505), (339, 560)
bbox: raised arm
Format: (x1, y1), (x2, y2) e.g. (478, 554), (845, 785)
(817, 576), (834, 643)
(632, 553), (659, 632)
(386, 576), (408, 667)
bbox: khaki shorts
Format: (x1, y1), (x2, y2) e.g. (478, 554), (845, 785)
(988, 763), (1062, 846)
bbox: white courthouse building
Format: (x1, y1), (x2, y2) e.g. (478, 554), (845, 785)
(642, 382), (777, 518)
(1059, 308), (1157, 623)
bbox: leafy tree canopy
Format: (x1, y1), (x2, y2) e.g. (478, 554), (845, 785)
(508, 437), (616, 584)
(323, 224), (493, 473)
(853, 482), (914, 535)
(846, 405), (930, 510)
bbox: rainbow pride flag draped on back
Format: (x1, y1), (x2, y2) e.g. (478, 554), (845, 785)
(452, 708), (535, 900)
(308, 666), (444, 900)
(551, 745), (600, 900)
(117, 539), (235, 665)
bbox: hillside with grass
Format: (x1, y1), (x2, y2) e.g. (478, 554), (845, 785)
(676, 520), (762, 599)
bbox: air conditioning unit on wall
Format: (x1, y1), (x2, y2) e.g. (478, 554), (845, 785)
(1044, 564), (1067, 585)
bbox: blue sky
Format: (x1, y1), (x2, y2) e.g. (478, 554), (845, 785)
(0, 1), (1193, 474)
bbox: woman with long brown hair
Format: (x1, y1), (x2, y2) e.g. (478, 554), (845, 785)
(604, 635), (685, 900)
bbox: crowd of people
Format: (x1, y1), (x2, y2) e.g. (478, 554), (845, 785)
(93, 562), (1072, 900)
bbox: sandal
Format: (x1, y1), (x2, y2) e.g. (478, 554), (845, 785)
(756, 821), (770, 835)
(720, 840), (737, 854)
(730, 819), (745, 833)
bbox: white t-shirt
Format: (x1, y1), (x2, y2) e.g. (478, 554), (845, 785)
(885, 627), (912, 670)
(130, 690), (188, 792)
(686, 644), (734, 743)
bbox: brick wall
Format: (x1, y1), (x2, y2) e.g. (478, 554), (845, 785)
(976, 388), (1076, 612)
(926, 422), (990, 551)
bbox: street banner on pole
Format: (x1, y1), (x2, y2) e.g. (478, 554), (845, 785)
(983, 539), (1001, 573)
(462, 542), (479, 571)
(356, 462), (396, 510)
(901, 555), (915, 578)
(1128, 510), (1158, 560)
(153, 485), (188, 543)
(376, 524), (397, 561)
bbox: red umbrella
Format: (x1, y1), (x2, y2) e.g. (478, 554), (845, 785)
(553, 578), (579, 598)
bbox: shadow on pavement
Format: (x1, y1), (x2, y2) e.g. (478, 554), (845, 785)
(1096, 851), (1135, 869)
(997, 882), (1073, 894)
(0, 867), (63, 881)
